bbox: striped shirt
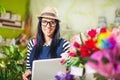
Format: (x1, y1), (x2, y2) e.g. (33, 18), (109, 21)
(26, 38), (70, 70)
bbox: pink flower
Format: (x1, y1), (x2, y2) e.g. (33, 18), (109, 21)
(73, 42), (80, 48)
(69, 35), (81, 52)
(69, 52), (77, 57)
(112, 28), (120, 36)
(60, 59), (65, 63)
(87, 43), (120, 79)
(60, 52), (69, 64)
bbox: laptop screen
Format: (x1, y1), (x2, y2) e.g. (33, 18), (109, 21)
(32, 58), (65, 80)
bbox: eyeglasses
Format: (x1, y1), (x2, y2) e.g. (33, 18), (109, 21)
(41, 20), (56, 27)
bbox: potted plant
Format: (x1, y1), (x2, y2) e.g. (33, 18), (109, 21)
(0, 45), (27, 80)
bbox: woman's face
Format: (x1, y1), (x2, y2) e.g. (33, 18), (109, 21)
(41, 17), (56, 38)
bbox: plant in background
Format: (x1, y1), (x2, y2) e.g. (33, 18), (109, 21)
(0, 5), (6, 15)
(0, 45), (27, 80)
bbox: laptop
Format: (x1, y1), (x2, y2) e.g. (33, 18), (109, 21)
(32, 58), (66, 80)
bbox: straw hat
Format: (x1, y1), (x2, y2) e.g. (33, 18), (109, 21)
(38, 7), (60, 21)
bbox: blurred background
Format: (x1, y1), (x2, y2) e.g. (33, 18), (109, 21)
(0, 0), (120, 45)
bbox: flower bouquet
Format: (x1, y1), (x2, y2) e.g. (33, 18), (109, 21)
(60, 27), (120, 80)
(60, 28), (104, 79)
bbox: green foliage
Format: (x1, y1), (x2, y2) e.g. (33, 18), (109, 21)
(94, 73), (108, 80)
(0, 5), (6, 14)
(0, 45), (27, 80)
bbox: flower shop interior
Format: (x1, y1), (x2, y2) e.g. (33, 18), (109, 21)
(0, 0), (120, 80)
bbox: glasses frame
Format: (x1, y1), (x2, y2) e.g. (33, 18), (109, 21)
(41, 20), (56, 27)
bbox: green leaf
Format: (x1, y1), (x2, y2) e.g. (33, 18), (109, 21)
(80, 32), (84, 45)
(10, 45), (15, 54)
(0, 5), (6, 15)
(94, 73), (108, 80)
(0, 60), (6, 68)
(72, 57), (80, 66)
(102, 56), (109, 64)
(20, 48), (27, 58)
(2, 46), (10, 56)
(67, 57), (80, 67)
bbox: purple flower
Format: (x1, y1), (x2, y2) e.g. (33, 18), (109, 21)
(55, 73), (74, 80)
(66, 74), (74, 80)
(55, 73), (66, 80)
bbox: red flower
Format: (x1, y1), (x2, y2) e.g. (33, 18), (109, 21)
(100, 27), (107, 33)
(88, 29), (97, 39)
(80, 46), (91, 58)
(80, 39), (99, 58)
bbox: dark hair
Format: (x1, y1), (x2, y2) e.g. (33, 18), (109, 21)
(33, 17), (60, 60)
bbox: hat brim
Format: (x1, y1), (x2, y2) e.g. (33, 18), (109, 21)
(38, 15), (60, 22)
(38, 12), (60, 21)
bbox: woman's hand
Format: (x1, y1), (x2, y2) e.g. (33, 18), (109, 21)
(22, 70), (32, 80)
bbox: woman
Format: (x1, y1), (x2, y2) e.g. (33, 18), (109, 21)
(22, 7), (70, 80)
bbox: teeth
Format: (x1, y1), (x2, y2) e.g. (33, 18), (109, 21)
(46, 30), (51, 33)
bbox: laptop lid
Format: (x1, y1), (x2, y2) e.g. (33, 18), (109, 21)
(32, 58), (65, 80)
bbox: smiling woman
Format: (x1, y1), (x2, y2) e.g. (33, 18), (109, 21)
(22, 7), (70, 80)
